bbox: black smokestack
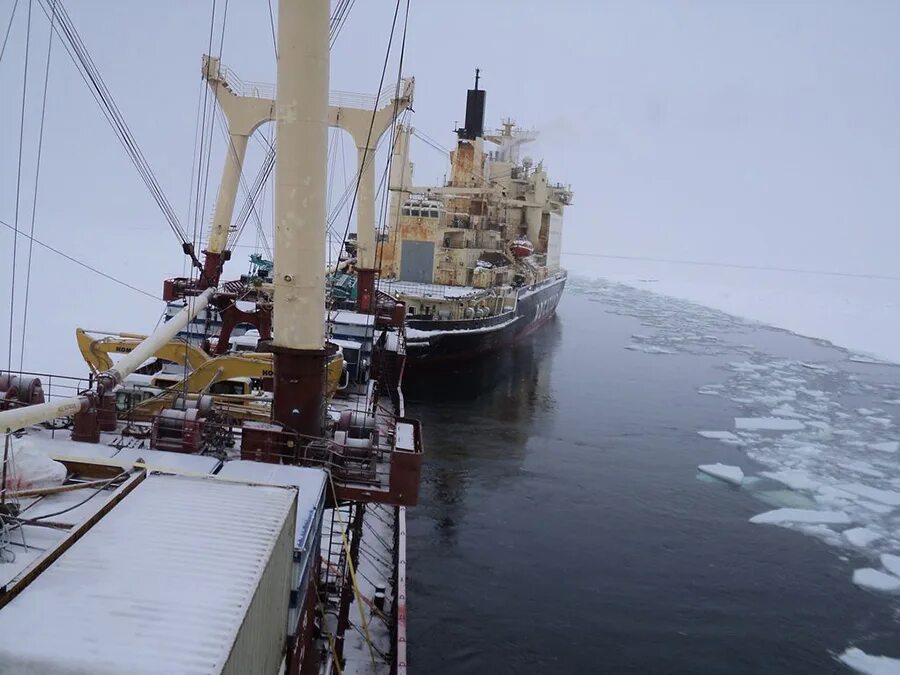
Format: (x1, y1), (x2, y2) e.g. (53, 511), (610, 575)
(457, 68), (486, 140)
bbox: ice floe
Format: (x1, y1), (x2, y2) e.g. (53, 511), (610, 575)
(842, 527), (883, 548)
(624, 344), (675, 354)
(749, 508), (851, 525)
(697, 430), (741, 443)
(851, 568), (900, 593)
(839, 648), (900, 674)
(871, 441), (899, 453)
(735, 417), (805, 431)
(761, 469), (822, 491)
(837, 483), (900, 506)
(697, 463), (744, 486)
(882, 554), (900, 576)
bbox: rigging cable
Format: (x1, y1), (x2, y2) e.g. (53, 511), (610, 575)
(183, 0), (227, 399)
(330, 0), (403, 285)
(375, 0), (410, 286)
(0, 218), (160, 300)
(189, 0), (221, 268)
(367, 0), (410, 374)
(266, 0), (277, 59)
(411, 128), (450, 156)
(19, 0), (57, 371)
(7, 0), (34, 372)
(329, 0), (355, 49)
(36, 0), (191, 249)
(369, 2), (413, 419)
(0, 0), (20, 63)
(183, 82), (208, 278)
(226, 138), (275, 256)
(218, 107), (273, 257)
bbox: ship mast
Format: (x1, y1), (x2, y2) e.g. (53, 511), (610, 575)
(270, 0), (330, 435)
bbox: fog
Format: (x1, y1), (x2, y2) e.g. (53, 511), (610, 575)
(1, 0), (898, 373)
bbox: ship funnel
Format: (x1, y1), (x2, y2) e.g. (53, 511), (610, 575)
(456, 68), (486, 140)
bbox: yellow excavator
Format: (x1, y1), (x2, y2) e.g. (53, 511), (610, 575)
(76, 328), (345, 422)
(76, 329), (210, 374)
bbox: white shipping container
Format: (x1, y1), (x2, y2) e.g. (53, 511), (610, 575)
(0, 473), (298, 675)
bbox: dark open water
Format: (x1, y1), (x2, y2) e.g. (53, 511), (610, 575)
(405, 279), (900, 674)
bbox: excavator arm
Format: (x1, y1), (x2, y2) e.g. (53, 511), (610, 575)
(76, 328), (211, 375)
(124, 350), (344, 421)
(179, 351), (344, 398)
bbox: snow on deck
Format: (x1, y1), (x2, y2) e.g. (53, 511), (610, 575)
(326, 502), (398, 675)
(406, 315), (519, 340)
(217, 461), (327, 549)
(330, 310), (376, 326)
(12, 431), (220, 475)
(0, 474), (297, 675)
(379, 279), (486, 299)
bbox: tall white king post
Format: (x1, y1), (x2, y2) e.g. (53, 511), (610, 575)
(270, 0), (330, 435)
(330, 79), (414, 313)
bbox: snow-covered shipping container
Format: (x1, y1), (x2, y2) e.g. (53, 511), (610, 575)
(0, 472), (300, 675)
(217, 461), (328, 664)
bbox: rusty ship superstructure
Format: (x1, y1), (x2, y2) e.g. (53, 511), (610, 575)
(0, 1), (420, 673)
(371, 72), (574, 366)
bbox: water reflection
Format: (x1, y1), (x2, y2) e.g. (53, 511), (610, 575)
(406, 317), (563, 546)
(405, 315), (562, 412)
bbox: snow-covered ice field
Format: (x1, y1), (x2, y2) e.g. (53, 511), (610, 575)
(564, 254), (900, 366)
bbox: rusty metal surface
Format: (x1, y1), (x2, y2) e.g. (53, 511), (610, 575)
(272, 345), (329, 437)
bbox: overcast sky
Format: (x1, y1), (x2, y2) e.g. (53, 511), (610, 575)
(1, 0), (898, 374)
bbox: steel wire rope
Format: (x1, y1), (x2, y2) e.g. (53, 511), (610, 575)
(0, 0), (20, 63)
(330, 0), (355, 49)
(227, 152), (274, 256)
(328, 0), (403, 290)
(183, 83), (208, 278)
(225, 130), (274, 256)
(256, 122), (277, 257)
(266, 0), (277, 59)
(183, 0), (227, 401)
(223, 112), (278, 258)
(213, 106), (272, 258)
(0, 219), (159, 299)
(411, 128), (449, 155)
(7, 0), (34, 373)
(36, 0), (190, 248)
(17, 470), (130, 522)
(19, 0), (56, 372)
(326, 129), (341, 268)
(361, 0), (410, 415)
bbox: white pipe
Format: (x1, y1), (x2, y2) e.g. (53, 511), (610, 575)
(105, 287), (214, 384)
(0, 398), (92, 434)
(272, 0), (329, 351)
(0, 288), (215, 433)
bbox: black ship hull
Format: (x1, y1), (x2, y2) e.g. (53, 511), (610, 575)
(403, 272), (566, 368)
